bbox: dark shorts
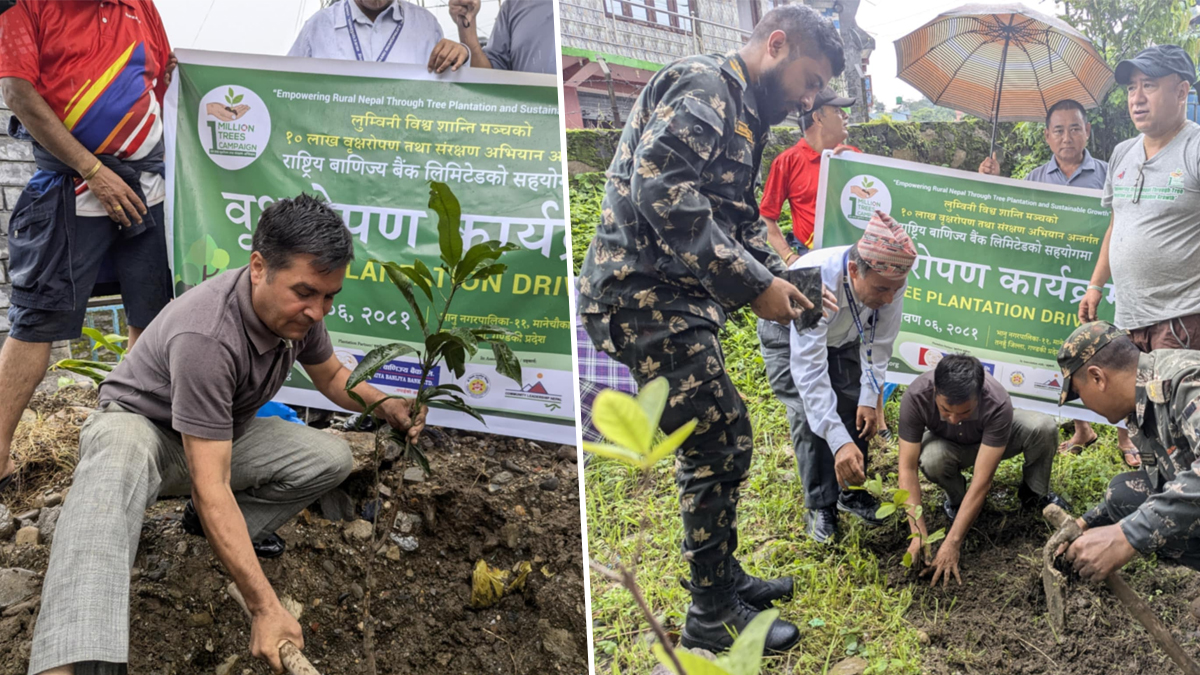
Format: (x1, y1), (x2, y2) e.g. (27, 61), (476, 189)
(7, 201), (172, 343)
(1128, 313), (1200, 352)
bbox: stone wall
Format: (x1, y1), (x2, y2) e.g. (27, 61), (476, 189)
(0, 87), (33, 344)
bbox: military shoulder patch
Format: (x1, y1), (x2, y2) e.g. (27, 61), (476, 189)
(735, 121), (754, 143)
(1146, 378), (1172, 404)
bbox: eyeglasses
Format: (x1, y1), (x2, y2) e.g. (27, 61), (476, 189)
(1132, 162), (1145, 204)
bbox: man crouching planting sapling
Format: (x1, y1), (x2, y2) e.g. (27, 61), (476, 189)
(26, 195), (426, 675)
(896, 354), (1069, 586)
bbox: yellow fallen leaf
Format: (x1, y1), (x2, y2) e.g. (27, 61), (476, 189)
(470, 560), (510, 609)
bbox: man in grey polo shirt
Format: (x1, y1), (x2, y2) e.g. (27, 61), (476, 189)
(980, 99), (1136, 464)
(1080, 46), (1200, 422)
(28, 195), (426, 675)
(449, 0), (556, 75)
(979, 98), (1108, 189)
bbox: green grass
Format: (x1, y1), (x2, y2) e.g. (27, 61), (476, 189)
(585, 308), (1133, 675)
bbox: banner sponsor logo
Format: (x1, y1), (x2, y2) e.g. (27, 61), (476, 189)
(840, 174), (891, 228)
(198, 85), (270, 169)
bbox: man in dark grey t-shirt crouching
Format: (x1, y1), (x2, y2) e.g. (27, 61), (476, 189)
(28, 195), (426, 675)
(895, 355), (1068, 588)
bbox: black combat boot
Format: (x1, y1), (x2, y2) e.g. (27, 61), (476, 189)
(731, 557), (793, 610)
(1018, 484), (1072, 513)
(680, 580), (801, 654)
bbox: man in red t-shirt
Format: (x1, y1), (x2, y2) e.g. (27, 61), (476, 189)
(0, 0), (176, 502)
(759, 87), (859, 261)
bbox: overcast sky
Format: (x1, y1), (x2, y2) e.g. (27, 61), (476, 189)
(156, 0), (502, 56)
(857, 0), (1063, 107)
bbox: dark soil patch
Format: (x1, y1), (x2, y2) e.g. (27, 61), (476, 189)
(869, 504), (1200, 675)
(0, 389), (586, 674)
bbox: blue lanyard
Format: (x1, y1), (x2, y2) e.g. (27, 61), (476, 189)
(345, 0), (405, 62)
(843, 249), (882, 395)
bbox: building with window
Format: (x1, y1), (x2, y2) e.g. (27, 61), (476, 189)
(560, 0), (873, 128)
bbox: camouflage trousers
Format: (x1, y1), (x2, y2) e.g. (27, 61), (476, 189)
(1083, 471), (1200, 569)
(582, 305), (752, 587)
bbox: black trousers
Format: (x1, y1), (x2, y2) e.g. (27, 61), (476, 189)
(583, 306), (751, 588)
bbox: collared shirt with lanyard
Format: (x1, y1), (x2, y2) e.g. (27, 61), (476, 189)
(842, 248), (884, 397)
(344, 0), (404, 62)
(288, 0), (451, 66)
(787, 245), (906, 454)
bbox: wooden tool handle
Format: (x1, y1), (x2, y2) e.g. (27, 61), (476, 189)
(1105, 575), (1200, 675)
(226, 583), (322, 675)
(1043, 504), (1200, 675)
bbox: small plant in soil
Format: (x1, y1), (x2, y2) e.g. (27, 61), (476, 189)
(854, 474), (946, 569)
(342, 180), (523, 675)
(344, 180), (523, 473)
(49, 327), (128, 386)
(586, 379), (778, 675)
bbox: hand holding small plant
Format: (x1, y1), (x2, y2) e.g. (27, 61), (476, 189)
(344, 181), (523, 474)
(855, 474), (946, 570)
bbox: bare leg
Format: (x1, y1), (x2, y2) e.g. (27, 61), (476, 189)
(37, 666), (74, 675)
(127, 325), (143, 350)
(0, 337), (54, 480)
(1058, 419), (1098, 453)
(1118, 427), (1139, 467)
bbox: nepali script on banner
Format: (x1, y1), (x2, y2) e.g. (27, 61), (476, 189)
(163, 50), (574, 444)
(813, 152), (1115, 424)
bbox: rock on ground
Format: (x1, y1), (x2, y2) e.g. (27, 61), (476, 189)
(0, 504), (12, 539)
(36, 506), (61, 546)
(14, 526), (39, 547)
(343, 519), (373, 542)
(0, 568), (40, 610)
(541, 620), (578, 662)
(830, 657), (869, 675)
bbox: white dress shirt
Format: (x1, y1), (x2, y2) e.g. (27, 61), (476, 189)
(288, 0), (457, 66)
(788, 245), (905, 455)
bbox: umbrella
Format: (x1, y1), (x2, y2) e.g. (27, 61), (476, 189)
(895, 3), (1115, 154)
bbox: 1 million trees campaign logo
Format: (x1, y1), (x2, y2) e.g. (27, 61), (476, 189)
(197, 85), (271, 170)
(840, 174), (892, 228)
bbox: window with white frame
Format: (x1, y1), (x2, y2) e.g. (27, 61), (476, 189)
(604, 0), (694, 34)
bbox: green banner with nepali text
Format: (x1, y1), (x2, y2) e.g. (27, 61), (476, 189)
(814, 152), (1115, 423)
(163, 50), (574, 444)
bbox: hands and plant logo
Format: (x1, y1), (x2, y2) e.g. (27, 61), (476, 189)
(197, 85), (270, 170)
(840, 173), (892, 229)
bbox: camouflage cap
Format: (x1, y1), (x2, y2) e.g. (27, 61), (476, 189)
(1056, 321), (1129, 405)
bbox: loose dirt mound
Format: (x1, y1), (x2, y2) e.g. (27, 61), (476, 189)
(0, 389), (586, 674)
(871, 506), (1200, 675)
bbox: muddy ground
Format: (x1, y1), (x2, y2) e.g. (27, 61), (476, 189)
(0, 387), (587, 675)
(867, 495), (1200, 675)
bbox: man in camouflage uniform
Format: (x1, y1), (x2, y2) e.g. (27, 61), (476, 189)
(1057, 321), (1200, 581)
(578, 4), (844, 654)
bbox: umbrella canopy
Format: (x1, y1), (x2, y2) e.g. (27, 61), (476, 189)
(896, 3), (1115, 124)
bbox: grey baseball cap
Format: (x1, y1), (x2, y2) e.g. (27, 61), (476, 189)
(800, 87), (856, 126)
(1115, 45), (1197, 86)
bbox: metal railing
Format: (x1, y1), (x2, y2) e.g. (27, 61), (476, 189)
(560, 0), (751, 66)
